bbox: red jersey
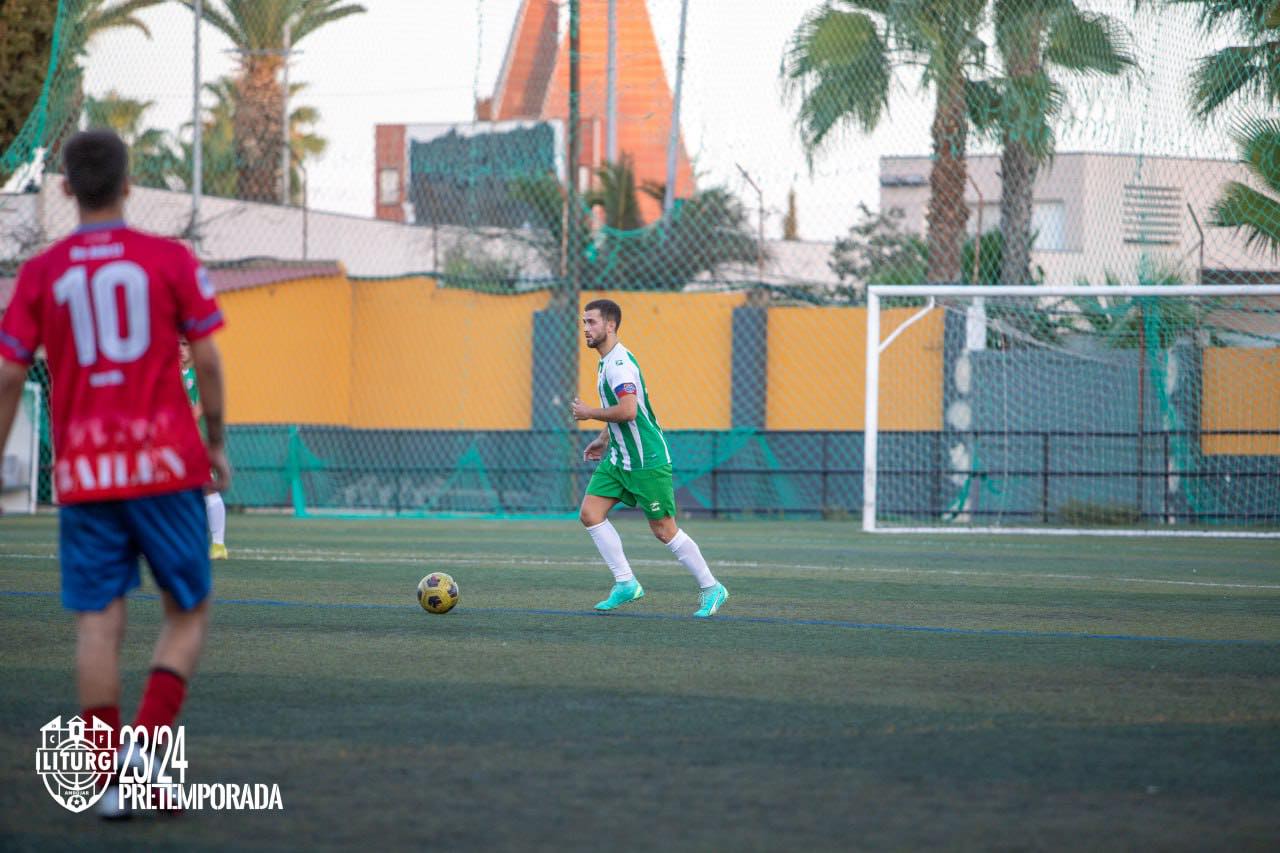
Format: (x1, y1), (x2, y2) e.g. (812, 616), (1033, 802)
(0, 222), (224, 504)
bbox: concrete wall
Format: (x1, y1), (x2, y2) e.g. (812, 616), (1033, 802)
(880, 152), (1280, 286)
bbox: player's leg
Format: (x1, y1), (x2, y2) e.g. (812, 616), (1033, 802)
(133, 591), (209, 741)
(581, 493), (630, 580)
(205, 490), (227, 559)
(60, 502), (141, 737)
(76, 597), (127, 739)
(638, 468), (728, 618)
(60, 501), (143, 819)
(125, 489), (212, 741)
(582, 461), (644, 610)
(79, 599), (131, 820)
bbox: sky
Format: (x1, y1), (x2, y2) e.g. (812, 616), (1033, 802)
(82, 0), (1238, 242)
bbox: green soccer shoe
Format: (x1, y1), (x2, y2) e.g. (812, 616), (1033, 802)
(595, 580), (644, 611)
(694, 583), (728, 618)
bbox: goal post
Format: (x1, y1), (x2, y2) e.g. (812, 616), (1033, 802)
(863, 284), (1280, 538)
(1, 382), (42, 516)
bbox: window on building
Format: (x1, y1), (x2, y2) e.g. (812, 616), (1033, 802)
(379, 168), (401, 206)
(1032, 201), (1066, 251)
(1122, 184), (1181, 245)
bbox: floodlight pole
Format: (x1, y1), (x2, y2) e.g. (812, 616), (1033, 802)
(281, 17), (292, 206)
(663, 0), (689, 215)
(567, 0), (581, 294)
(606, 0), (618, 164)
(191, 0), (202, 234)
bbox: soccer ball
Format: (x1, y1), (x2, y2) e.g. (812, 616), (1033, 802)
(417, 572), (459, 614)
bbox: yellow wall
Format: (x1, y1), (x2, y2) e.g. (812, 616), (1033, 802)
(217, 275), (352, 425)
(351, 277), (551, 429)
(576, 291), (747, 430)
(766, 307), (943, 431)
(1202, 347), (1280, 455)
(216, 276), (946, 433)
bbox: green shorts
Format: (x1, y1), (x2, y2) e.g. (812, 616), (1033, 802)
(586, 459), (677, 520)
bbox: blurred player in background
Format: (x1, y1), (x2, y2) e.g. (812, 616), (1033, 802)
(0, 130), (230, 818)
(180, 336), (228, 559)
(572, 298), (729, 617)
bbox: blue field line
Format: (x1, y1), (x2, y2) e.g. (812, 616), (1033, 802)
(3, 588), (1276, 647)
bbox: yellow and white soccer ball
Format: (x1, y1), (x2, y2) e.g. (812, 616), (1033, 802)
(417, 572), (459, 614)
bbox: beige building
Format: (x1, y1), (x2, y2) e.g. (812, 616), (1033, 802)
(879, 152), (1280, 286)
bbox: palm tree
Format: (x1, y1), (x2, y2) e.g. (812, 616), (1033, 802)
(969, 0), (1134, 286)
(286, 89), (326, 206)
(782, 0), (987, 283)
(510, 164), (758, 291)
(587, 157), (644, 231)
(186, 77), (240, 198)
(1211, 118), (1280, 254)
(172, 76), (326, 203)
(180, 0), (364, 203)
(1167, 0), (1280, 121)
(45, 1), (167, 164)
(82, 90), (181, 189)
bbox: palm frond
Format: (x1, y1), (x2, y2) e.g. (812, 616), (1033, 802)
(1211, 179), (1280, 256)
(1043, 9), (1136, 76)
(1231, 116), (1280, 194)
(965, 79), (1004, 137)
(81, 0), (165, 40)
(999, 72), (1062, 160)
(1190, 45), (1269, 118)
(781, 6), (891, 155)
(292, 2), (367, 45)
(1166, 0), (1278, 35)
(176, 0), (242, 46)
(289, 105), (321, 126)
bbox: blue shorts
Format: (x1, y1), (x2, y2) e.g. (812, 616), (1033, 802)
(59, 488), (211, 612)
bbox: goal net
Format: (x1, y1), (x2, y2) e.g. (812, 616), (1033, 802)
(864, 284), (1280, 537)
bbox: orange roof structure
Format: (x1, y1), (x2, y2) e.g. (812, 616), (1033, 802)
(491, 0), (560, 122)
(492, 0), (695, 222)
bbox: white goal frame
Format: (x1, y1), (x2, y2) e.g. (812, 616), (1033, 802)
(863, 284), (1280, 538)
(1, 381), (42, 516)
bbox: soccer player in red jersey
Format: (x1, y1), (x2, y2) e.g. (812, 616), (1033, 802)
(0, 130), (231, 818)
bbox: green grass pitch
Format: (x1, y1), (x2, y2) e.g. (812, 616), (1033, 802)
(1, 514), (1278, 850)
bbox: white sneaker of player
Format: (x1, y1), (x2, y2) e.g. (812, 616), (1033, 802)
(96, 783), (131, 820)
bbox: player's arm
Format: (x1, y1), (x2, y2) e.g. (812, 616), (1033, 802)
(572, 395), (636, 423)
(189, 336), (231, 491)
(583, 427), (609, 462)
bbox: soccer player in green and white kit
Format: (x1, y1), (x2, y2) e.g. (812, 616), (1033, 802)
(571, 299), (729, 617)
(180, 337), (228, 559)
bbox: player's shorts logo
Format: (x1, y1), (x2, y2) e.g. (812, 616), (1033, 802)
(36, 716), (116, 813)
(650, 501), (661, 512)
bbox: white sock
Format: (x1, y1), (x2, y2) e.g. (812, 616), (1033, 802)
(586, 520), (634, 583)
(667, 530), (716, 589)
(205, 492), (226, 546)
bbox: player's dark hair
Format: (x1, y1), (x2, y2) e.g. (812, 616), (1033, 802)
(585, 298), (622, 331)
(62, 130), (129, 211)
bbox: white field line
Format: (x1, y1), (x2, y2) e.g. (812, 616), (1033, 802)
(2, 546), (1278, 591)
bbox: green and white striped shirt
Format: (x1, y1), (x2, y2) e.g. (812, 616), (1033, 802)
(597, 342), (671, 471)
